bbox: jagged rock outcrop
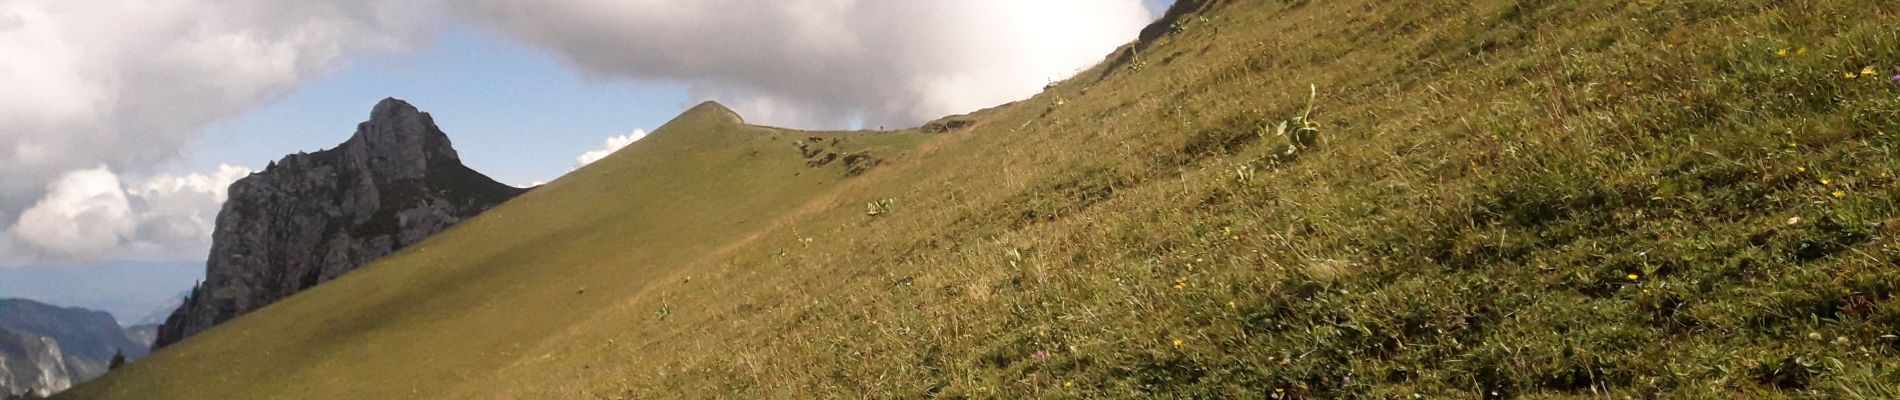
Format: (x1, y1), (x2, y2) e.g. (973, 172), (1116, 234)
(154, 98), (526, 349)
(0, 327), (73, 398)
(0, 299), (144, 388)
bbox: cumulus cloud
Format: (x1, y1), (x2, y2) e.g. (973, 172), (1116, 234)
(8, 165), (252, 264)
(0, 0), (443, 263)
(122, 164), (256, 258)
(455, 0), (1153, 129)
(9, 167), (135, 261)
(575, 129), (650, 168)
(2, 0), (1155, 265)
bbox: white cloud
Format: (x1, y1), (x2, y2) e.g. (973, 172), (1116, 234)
(9, 167), (135, 261)
(575, 129), (649, 168)
(1, 1), (1156, 265)
(8, 165), (252, 265)
(0, 0), (444, 260)
(121, 164), (255, 259)
(454, 0), (1152, 129)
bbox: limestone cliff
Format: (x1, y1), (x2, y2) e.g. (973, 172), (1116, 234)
(154, 99), (525, 349)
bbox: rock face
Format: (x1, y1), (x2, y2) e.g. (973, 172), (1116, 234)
(154, 98), (526, 349)
(0, 328), (74, 398)
(0, 299), (145, 386)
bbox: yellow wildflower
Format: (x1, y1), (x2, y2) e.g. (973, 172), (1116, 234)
(1864, 66), (1879, 76)
(1821, 178), (1833, 185)
(1797, 47), (1808, 56)
(1797, 166), (1808, 173)
(1172, 338), (1185, 347)
(1627, 273), (1640, 281)
(1846, 71), (1860, 79)
(1227, 301), (1237, 309)
(1064, 381), (1074, 388)
(1776, 48), (1790, 57)
(1832, 191), (1846, 198)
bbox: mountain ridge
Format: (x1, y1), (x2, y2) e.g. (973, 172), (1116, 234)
(70, 94), (928, 399)
(0, 299), (145, 397)
(67, 0), (1900, 398)
(0, 327), (72, 399)
(153, 98), (526, 349)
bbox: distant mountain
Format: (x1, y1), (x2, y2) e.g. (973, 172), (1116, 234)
(61, 1), (1900, 397)
(155, 98), (526, 349)
(125, 292), (185, 328)
(0, 327), (73, 398)
(0, 261), (201, 326)
(121, 325), (160, 350)
(0, 299), (145, 397)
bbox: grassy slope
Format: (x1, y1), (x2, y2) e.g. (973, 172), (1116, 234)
(72, 0), (1900, 398)
(62, 102), (928, 399)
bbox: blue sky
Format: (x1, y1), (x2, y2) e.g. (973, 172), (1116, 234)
(0, 260), (199, 325)
(181, 25), (693, 187)
(179, 0), (1175, 187)
(178, 0), (1176, 186)
(0, 0), (1175, 320)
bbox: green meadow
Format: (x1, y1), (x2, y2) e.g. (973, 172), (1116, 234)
(67, 0), (1900, 398)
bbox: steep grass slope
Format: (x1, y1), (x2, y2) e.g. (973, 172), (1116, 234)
(63, 103), (926, 399)
(71, 0), (1900, 398)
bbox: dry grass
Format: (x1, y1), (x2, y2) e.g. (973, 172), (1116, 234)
(67, 0), (1900, 399)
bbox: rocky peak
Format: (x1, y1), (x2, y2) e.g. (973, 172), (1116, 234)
(0, 328), (74, 398)
(341, 98), (459, 181)
(0, 299), (145, 383)
(153, 99), (525, 350)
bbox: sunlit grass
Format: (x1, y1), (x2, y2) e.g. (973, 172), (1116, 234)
(66, 0), (1900, 399)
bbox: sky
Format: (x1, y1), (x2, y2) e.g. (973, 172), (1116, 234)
(0, 0), (1174, 317)
(182, 24), (692, 188)
(0, 260), (200, 325)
